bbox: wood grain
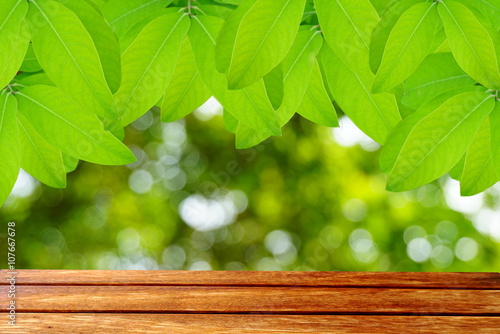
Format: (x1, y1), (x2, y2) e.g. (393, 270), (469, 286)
(0, 270), (498, 332)
(0, 285), (498, 314)
(1, 314), (499, 333)
(1, 270), (498, 288)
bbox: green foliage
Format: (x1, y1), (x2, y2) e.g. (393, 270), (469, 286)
(438, 0), (500, 89)
(320, 44), (400, 143)
(0, 0), (29, 89)
(17, 85), (136, 165)
(1, 0), (500, 205)
(0, 94), (20, 205)
(216, 0), (306, 89)
(460, 118), (498, 195)
(17, 112), (66, 188)
(372, 2), (441, 93)
(401, 53), (476, 109)
(27, 0), (118, 121)
(114, 12), (190, 127)
(189, 15), (281, 135)
(161, 38), (211, 122)
(382, 91), (495, 191)
(60, 0), (122, 93)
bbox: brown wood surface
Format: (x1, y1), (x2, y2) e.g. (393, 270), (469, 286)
(0, 285), (499, 314)
(0, 270), (498, 332)
(2, 270), (499, 288)
(1, 314), (499, 334)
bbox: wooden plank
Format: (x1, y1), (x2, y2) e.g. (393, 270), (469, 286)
(1, 314), (499, 333)
(1, 285), (498, 314)
(1, 270), (499, 289)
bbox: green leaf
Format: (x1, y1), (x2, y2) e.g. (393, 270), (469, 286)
(370, 0), (402, 16)
(211, 0), (256, 76)
(394, 90), (416, 119)
(114, 12), (190, 127)
(101, 0), (172, 39)
(17, 85), (136, 165)
(17, 113), (66, 188)
(380, 86), (484, 173)
(194, 5), (234, 19)
(235, 122), (270, 149)
(402, 53), (476, 110)
(223, 109), (238, 134)
(383, 91), (495, 192)
(57, 0), (122, 93)
(217, 0), (241, 5)
(369, 0), (421, 74)
(20, 44), (42, 73)
(110, 127), (125, 141)
(315, 0), (379, 72)
(369, 0), (392, 15)
(434, 38), (451, 53)
(430, 26), (447, 53)
(489, 102), (500, 175)
(382, 87), (486, 173)
(277, 28), (323, 124)
(372, 2), (440, 93)
(27, 0), (118, 121)
(235, 28), (324, 148)
(15, 72), (54, 87)
(449, 154), (465, 180)
(63, 153), (79, 173)
(87, 0), (107, 10)
(297, 59), (338, 127)
(119, 8), (178, 51)
(454, 0), (500, 30)
(0, 0), (29, 89)
(189, 15), (280, 135)
(216, 0), (306, 89)
(460, 117), (498, 196)
(0, 93), (20, 205)
(320, 44), (400, 144)
(438, 0), (500, 90)
(161, 38), (211, 122)
(263, 65), (284, 110)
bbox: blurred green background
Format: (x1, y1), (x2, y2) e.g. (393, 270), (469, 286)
(1, 100), (499, 271)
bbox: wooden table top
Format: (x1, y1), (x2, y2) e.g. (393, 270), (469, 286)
(1, 270), (499, 333)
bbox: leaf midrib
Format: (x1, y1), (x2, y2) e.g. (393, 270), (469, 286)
(407, 74), (471, 92)
(350, 66), (393, 133)
(31, 0), (116, 120)
(18, 90), (130, 161)
(164, 71), (199, 118)
(0, 22), (25, 83)
(376, 3), (436, 90)
(229, 0), (293, 88)
(117, 13), (186, 117)
(18, 117), (64, 187)
(194, 16), (278, 135)
(0, 0), (23, 31)
(463, 155), (492, 195)
(303, 68), (337, 125)
(390, 94), (492, 189)
(109, 0), (160, 25)
(242, 86), (279, 135)
(283, 31), (318, 81)
(441, 2), (499, 88)
(336, 0), (370, 51)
